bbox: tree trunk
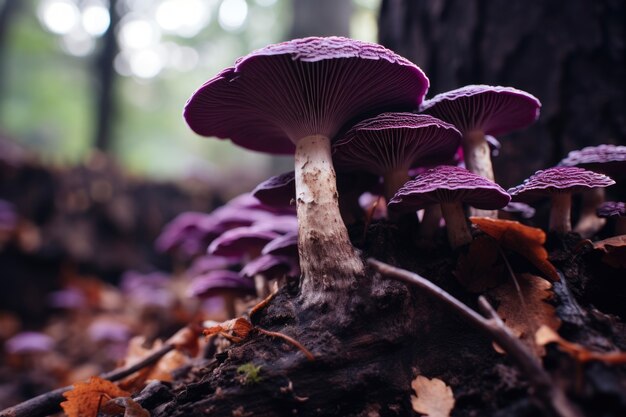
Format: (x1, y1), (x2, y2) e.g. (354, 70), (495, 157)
(93, 0), (120, 152)
(379, 0), (626, 193)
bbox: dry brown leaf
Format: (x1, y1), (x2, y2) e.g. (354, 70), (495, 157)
(454, 235), (504, 292)
(102, 397), (150, 417)
(118, 337), (164, 391)
(410, 375), (455, 417)
(489, 273), (561, 356)
(535, 325), (626, 365)
(61, 376), (129, 417)
(165, 326), (199, 357)
(470, 217), (559, 281)
(146, 349), (187, 382)
(203, 317), (254, 343)
(591, 235), (626, 268)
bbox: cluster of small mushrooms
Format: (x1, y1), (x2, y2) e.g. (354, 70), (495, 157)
(160, 36), (624, 309)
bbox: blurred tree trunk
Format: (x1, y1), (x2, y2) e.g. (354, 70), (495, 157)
(379, 0), (625, 189)
(0, 0), (20, 107)
(289, 0), (352, 39)
(93, 0), (120, 151)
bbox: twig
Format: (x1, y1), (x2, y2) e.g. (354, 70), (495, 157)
(0, 343), (175, 417)
(367, 258), (583, 417)
(256, 328), (315, 361)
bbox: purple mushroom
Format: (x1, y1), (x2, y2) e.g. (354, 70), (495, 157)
(208, 226), (280, 258)
(5, 331), (54, 354)
(187, 270), (255, 318)
(388, 166), (511, 248)
(187, 255), (240, 278)
(558, 145), (626, 237)
(155, 212), (216, 258)
(596, 201), (626, 235)
(262, 230), (298, 258)
(333, 113), (461, 200)
(420, 85), (540, 217)
(500, 201), (536, 220)
(508, 166), (615, 234)
(252, 171), (296, 208)
(184, 37), (429, 305)
(241, 254), (300, 293)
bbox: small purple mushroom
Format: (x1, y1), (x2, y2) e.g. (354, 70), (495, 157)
(597, 201), (626, 235)
(184, 37), (430, 305)
(252, 171), (296, 208)
(420, 85), (540, 217)
(5, 331), (54, 354)
(187, 270), (255, 318)
(389, 166), (510, 248)
(208, 226), (279, 258)
(333, 113), (461, 200)
(262, 231), (298, 258)
(508, 166), (615, 234)
(500, 202), (536, 220)
(558, 145), (626, 237)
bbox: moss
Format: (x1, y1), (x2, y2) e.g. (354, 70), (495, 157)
(236, 363), (263, 385)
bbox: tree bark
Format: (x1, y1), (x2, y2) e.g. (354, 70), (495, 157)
(379, 0), (626, 191)
(93, 0), (120, 151)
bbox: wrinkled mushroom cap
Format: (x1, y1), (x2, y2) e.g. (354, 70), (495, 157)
(388, 165), (511, 212)
(596, 201), (626, 218)
(420, 85), (541, 136)
(333, 113), (461, 174)
(508, 166), (615, 202)
(184, 37), (429, 153)
(558, 144), (626, 177)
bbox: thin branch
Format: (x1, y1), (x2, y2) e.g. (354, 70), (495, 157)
(257, 328), (315, 361)
(0, 344), (175, 417)
(367, 257), (583, 417)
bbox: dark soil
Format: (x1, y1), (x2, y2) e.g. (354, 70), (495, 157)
(134, 221), (626, 417)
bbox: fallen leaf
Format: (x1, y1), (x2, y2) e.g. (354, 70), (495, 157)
(591, 235), (626, 268)
(146, 349), (187, 382)
(535, 325), (626, 365)
(410, 375), (455, 417)
(102, 396), (150, 417)
(165, 326), (199, 357)
(118, 337), (164, 391)
(61, 376), (129, 417)
(470, 217), (559, 281)
(454, 235), (504, 292)
(489, 273), (561, 356)
(203, 317), (254, 343)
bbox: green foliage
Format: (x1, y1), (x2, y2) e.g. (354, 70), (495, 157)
(236, 363), (263, 385)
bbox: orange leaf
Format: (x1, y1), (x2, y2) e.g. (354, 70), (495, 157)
(535, 325), (626, 365)
(61, 376), (129, 417)
(454, 235), (504, 292)
(146, 349), (187, 382)
(489, 273), (561, 357)
(410, 375), (455, 417)
(102, 396), (150, 417)
(203, 317), (253, 343)
(591, 235), (626, 268)
(470, 217), (559, 281)
(166, 326), (200, 357)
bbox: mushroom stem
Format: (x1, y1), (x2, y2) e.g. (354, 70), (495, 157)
(549, 193), (572, 233)
(463, 130), (498, 219)
(295, 135), (365, 306)
(573, 188), (605, 238)
(440, 202), (472, 248)
(383, 169), (410, 202)
(223, 293), (237, 319)
(418, 204), (442, 240)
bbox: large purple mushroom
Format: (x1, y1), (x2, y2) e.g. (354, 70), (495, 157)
(389, 166), (510, 248)
(184, 37), (429, 305)
(420, 85), (540, 217)
(333, 113), (461, 200)
(508, 166), (615, 234)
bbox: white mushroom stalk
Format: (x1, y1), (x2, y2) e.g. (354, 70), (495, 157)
(549, 193), (572, 234)
(295, 135), (365, 304)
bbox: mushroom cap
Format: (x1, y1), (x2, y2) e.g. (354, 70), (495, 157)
(208, 226), (280, 257)
(155, 212), (217, 257)
(500, 201), (536, 219)
(508, 166), (615, 203)
(251, 171), (295, 207)
(253, 214), (298, 234)
(184, 36), (429, 153)
(333, 113), (461, 174)
(88, 319), (132, 343)
(187, 270), (255, 298)
(188, 255), (240, 277)
(420, 85), (541, 136)
(596, 201), (626, 218)
(388, 165), (511, 212)
(240, 254), (298, 279)
(262, 230), (298, 257)
(558, 144), (626, 177)
(5, 331), (54, 354)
